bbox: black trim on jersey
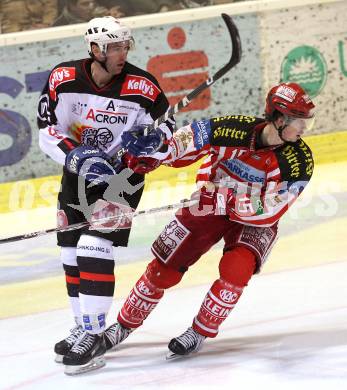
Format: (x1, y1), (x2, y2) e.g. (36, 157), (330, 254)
(209, 115), (265, 148)
(82, 59), (126, 93)
(273, 139), (314, 182)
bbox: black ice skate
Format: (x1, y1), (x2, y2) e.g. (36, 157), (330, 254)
(104, 322), (133, 351)
(166, 327), (206, 360)
(54, 324), (84, 363)
(63, 332), (106, 375)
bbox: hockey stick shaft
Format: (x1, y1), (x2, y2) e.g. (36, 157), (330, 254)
(112, 13), (242, 160)
(0, 198), (196, 244)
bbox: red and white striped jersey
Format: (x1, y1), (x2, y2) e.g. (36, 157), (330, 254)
(164, 115), (314, 227)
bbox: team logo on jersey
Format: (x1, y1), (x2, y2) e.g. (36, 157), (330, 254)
(120, 74), (161, 102)
(49, 67), (75, 101)
(81, 127), (114, 151)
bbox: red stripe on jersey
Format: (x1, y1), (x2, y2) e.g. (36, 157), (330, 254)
(66, 275), (80, 284)
(80, 272), (115, 282)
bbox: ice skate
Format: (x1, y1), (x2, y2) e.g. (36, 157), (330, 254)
(63, 332), (106, 375)
(166, 327), (206, 360)
(104, 322), (133, 351)
(54, 324), (84, 363)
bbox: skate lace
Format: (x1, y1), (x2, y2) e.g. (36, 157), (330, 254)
(65, 325), (83, 345)
(70, 333), (95, 355)
(105, 323), (132, 346)
(176, 328), (204, 350)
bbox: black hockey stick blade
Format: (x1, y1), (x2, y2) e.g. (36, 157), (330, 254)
(0, 198), (197, 244)
(112, 13), (242, 159)
(156, 13), (242, 123)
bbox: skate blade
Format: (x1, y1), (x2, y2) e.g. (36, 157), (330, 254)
(55, 354), (64, 363)
(166, 351), (186, 360)
(64, 356), (106, 376)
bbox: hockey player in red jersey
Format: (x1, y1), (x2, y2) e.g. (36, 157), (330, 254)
(104, 82), (316, 358)
(37, 16), (174, 375)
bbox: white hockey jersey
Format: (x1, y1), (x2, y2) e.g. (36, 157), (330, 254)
(37, 58), (173, 164)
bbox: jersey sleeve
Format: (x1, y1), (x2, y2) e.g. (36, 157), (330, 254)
(228, 141), (314, 226)
(163, 115), (263, 166)
(162, 124), (210, 168)
(37, 67), (79, 165)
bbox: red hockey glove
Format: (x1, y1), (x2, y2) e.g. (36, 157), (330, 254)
(191, 183), (234, 216)
(122, 152), (161, 174)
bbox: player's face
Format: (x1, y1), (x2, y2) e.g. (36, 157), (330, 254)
(105, 42), (130, 75)
(281, 116), (315, 142)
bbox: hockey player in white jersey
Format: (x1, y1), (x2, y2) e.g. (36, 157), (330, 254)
(37, 16), (174, 375)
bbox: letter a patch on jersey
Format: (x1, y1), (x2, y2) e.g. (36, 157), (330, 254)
(49, 67), (76, 101)
(120, 74), (160, 102)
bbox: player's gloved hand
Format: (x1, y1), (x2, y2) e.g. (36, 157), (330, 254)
(121, 125), (165, 157)
(65, 145), (116, 184)
(122, 152), (161, 175)
(191, 183), (234, 216)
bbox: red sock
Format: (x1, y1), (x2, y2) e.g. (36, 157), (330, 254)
(117, 272), (164, 329)
(193, 278), (244, 338)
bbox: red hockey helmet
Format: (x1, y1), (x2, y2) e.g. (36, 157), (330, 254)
(265, 82), (315, 121)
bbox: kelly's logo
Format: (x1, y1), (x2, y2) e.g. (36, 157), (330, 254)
(120, 74), (161, 102)
(49, 67), (75, 101)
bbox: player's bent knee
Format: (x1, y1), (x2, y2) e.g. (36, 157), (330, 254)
(145, 258), (184, 289)
(219, 246), (256, 287)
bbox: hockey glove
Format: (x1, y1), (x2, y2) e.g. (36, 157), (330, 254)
(191, 183), (234, 216)
(122, 152), (161, 174)
(121, 125), (165, 157)
(65, 145), (116, 184)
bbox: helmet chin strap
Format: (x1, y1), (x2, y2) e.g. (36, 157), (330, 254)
(95, 57), (109, 72)
(92, 43), (111, 73)
(273, 121), (288, 142)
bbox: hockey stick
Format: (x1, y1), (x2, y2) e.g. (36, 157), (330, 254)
(110, 13), (242, 160)
(0, 198), (196, 245)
